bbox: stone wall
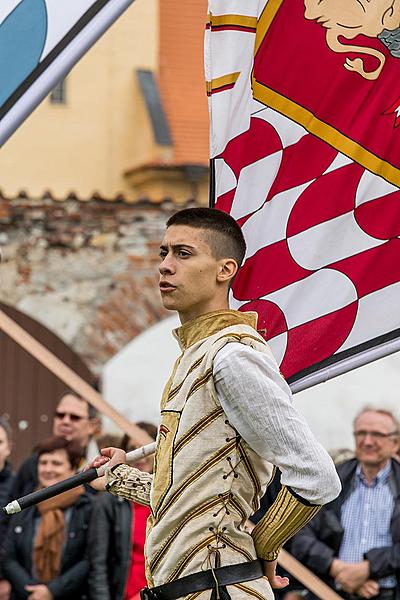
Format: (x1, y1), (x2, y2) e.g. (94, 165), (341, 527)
(0, 195), (194, 373)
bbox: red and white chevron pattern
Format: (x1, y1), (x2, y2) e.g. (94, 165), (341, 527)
(214, 105), (400, 380)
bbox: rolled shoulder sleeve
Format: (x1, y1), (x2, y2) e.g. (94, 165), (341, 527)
(106, 464), (153, 506)
(213, 343), (341, 506)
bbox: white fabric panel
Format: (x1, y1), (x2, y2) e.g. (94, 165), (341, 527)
(209, 0), (259, 17)
(214, 342), (341, 504)
(230, 151), (282, 220)
(253, 108), (307, 148)
(0, 0), (22, 21)
(339, 282), (400, 351)
(207, 2), (257, 156)
(40, 0), (99, 60)
(263, 269), (358, 329)
(288, 212), (385, 270)
(323, 153), (353, 175)
(355, 169), (398, 207)
(214, 158), (237, 198)
(267, 331), (288, 366)
(242, 181), (311, 259)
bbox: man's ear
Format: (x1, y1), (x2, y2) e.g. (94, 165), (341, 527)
(217, 258), (238, 284)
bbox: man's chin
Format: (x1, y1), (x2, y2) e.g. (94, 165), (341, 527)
(161, 297), (179, 311)
(359, 455), (383, 467)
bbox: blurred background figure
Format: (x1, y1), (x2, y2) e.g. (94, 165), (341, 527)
(88, 422), (157, 600)
(291, 407), (400, 600)
(2, 436), (94, 600)
(12, 392), (99, 498)
(0, 418), (14, 600)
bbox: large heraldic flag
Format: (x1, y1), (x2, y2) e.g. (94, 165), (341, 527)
(0, 0), (135, 146)
(206, 0), (400, 390)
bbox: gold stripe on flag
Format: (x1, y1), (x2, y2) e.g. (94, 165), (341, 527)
(206, 72), (241, 96)
(210, 14), (258, 29)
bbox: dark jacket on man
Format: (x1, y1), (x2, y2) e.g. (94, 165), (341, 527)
(0, 462), (15, 577)
(291, 458), (400, 600)
(88, 493), (132, 600)
(0, 462), (15, 541)
(10, 454), (37, 499)
(2, 492), (93, 600)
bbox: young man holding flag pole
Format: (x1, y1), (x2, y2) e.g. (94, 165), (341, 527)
(92, 207), (341, 600)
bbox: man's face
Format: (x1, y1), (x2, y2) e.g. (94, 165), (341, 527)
(53, 394), (95, 447)
(354, 411), (399, 470)
(159, 225), (225, 322)
(38, 449), (75, 488)
(0, 426), (11, 471)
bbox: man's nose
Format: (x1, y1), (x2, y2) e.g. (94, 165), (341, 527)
(60, 414), (73, 423)
(159, 255), (175, 275)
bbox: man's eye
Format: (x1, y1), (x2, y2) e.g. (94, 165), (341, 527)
(159, 251), (167, 259)
(178, 251), (190, 257)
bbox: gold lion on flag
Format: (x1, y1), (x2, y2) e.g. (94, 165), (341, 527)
(304, 0), (400, 79)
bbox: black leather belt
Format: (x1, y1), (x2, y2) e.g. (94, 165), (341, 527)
(140, 559), (263, 600)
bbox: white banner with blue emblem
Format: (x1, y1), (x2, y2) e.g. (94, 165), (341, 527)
(0, 0), (135, 146)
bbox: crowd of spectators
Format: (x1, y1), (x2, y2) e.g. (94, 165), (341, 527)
(0, 393), (156, 600)
(0, 399), (399, 600)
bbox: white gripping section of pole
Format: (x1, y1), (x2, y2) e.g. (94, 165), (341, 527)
(95, 441), (157, 477)
(3, 500), (21, 515)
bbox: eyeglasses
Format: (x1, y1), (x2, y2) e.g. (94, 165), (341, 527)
(353, 430), (399, 440)
(54, 411), (88, 422)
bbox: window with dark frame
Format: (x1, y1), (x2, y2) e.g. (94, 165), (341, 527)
(50, 78), (66, 105)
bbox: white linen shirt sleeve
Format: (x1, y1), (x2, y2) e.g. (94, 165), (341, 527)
(213, 342), (341, 505)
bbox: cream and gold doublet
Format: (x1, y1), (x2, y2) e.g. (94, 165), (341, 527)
(107, 310), (322, 599)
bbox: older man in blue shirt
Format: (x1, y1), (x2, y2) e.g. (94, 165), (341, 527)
(291, 407), (400, 600)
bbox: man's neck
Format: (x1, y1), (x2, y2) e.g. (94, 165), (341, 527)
(360, 459), (390, 484)
(179, 299), (229, 324)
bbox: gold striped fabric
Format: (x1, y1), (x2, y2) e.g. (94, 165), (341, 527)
(234, 582), (268, 599)
(156, 439), (238, 522)
(210, 14), (258, 29)
(174, 407), (224, 455)
(167, 354), (205, 403)
(251, 486), (320, 561)
(206, 72), (240, 96)
(149, 492), (231, 573)
(144, 311), (276, 588)
(167, 535), (216, 582)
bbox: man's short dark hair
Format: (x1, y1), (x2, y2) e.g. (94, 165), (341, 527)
(37, 436), (83, 470)
(166, 207), (246, 269)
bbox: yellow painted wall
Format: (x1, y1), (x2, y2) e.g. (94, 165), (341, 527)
(0, 0), (158, 200)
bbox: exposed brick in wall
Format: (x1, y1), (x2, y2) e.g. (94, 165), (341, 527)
(0, 196), (196, 373)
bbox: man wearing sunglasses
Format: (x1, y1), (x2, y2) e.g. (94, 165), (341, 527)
(291, 407), (400, 600)
(11, 392), (99, 498)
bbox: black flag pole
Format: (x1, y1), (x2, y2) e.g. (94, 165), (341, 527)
(3, 441), (157, 515)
